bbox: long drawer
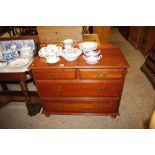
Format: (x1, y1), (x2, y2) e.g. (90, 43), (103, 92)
(78, 69), (125, 79)
(36, 80), (122, 97)
(42, 98), (119, 113)
(33, 69), (77, 80)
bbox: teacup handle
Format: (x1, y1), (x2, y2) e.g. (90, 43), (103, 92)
(99, 55), (102, 59)
(59, 40), (75, 49)
(57, 42), (64, 49)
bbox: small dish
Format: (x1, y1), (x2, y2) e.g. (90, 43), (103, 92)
(8, 58), (29, 68)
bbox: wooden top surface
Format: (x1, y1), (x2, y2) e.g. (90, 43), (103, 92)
(29, 44), (129, 69)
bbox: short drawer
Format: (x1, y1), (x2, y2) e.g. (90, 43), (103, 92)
(36, 80), (122, 97)
(43, 99), (119, 113)
(78, 69), (125, 79)
(33, 69), (76, 79)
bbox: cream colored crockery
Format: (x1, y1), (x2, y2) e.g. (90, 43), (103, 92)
(0, 49), (3, 59)
(38, 47), (48, 57)
(20, 45), (34, 59)
(60, 48), (82, 61)
(79, 42), (97, 51)
(47, 44), (62, 53)
(83, 50), (100, 57)
(46, 55), (60, 64)
(62, 39), (74, 49)
(83, 54), (102, 64)
(45, 49), (60, 64)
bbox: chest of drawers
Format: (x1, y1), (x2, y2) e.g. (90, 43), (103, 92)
(29, 44), (129, 118)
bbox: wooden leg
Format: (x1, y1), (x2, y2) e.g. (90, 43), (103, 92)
(1, 83), (9, 91)
(111, 115), (117, 119)
(19, 80), (41, 116)
(45, 114), (50, 117)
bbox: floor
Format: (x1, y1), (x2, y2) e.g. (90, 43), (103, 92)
(0, 28), (155, 129)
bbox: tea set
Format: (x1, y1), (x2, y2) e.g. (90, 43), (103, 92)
(38, 39), (102, 64)
(0, 39), (102, 67)
(0, 44), (34, 68)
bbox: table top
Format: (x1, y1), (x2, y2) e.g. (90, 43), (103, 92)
(29, 44), (129, 70)
(0, 59), (33, 73)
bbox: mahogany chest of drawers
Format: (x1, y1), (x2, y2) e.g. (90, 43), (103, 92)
(29, 44), (129, 118)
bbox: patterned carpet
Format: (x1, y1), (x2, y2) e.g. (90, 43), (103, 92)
(0, 28), (155, 128)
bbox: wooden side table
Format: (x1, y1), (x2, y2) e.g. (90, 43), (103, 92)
(0, 60), (41, 116)
(0, 35), (41, 116)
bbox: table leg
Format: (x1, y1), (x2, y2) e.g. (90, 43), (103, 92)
(1, 83), (9, 91)
(19, 80), (41, 116)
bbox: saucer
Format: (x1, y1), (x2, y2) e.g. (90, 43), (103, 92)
(46, 57), (60, 64)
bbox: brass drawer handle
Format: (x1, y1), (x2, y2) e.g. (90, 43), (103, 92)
(51, 86), (62, 92)
(97, 74), (106, 78)
(96, 87), (105, 93)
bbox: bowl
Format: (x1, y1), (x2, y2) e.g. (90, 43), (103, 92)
(83, 54), (102, 64)
(83, 50), (100, 57)
(63, 53), (79, 61)
(79, 42), (97, 51)
(60, 48), (82, 61)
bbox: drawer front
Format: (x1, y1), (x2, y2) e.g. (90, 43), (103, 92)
(33, 69), (76, 80)
(36, 80), (122, 97)
(43, 99), (119, 113)
(78, 69), (125, 79)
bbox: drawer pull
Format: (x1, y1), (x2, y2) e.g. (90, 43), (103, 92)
(51, 86), (62, 93)
(96, 87), (105, 93)
(97, 74), (106, 78)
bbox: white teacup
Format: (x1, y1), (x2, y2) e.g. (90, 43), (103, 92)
(63, 39), (74, 49)
(38, 47), (48, 57)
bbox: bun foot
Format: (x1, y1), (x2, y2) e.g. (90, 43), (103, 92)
(111, 115), (117, 119)
(45, 114), (50, 117)
(27, 104), (41, 116)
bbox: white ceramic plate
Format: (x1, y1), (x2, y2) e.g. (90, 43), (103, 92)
(8, 58), (29, 68)
(0, 61), (7, 68)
